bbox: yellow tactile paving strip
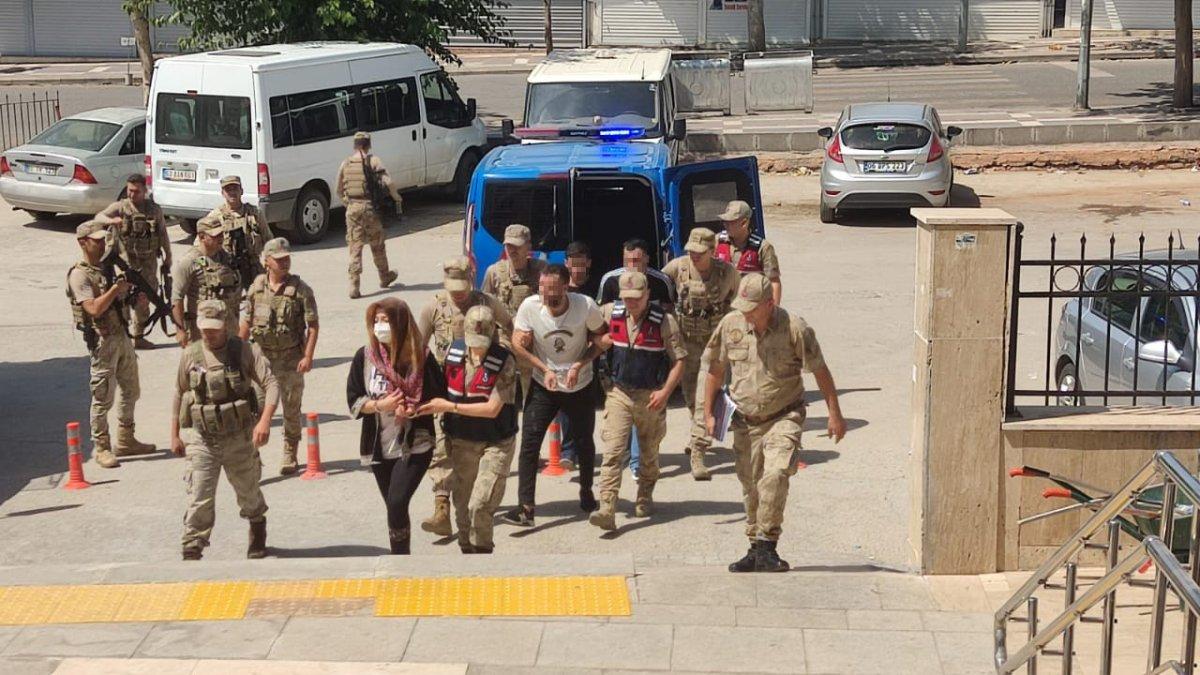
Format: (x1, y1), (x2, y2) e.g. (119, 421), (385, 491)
(0, 575), (630, 626)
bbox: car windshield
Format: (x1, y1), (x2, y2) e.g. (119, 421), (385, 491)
(29, 119), (122, 152)
(155, 93), (252, 150)
(526, 82), (660, 135)
(841, 123), (931, 151)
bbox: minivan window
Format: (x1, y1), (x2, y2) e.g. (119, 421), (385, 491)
(526, 82), (661, 136)
(30, 119), (121, 152)
(155, 93), (252, 149)
(482, 180), (570, 251)
(840, 123), (931, 151)
(420, 71), (471, 129)
(273, 87), (358, 147)
(361, 78), (421, 130)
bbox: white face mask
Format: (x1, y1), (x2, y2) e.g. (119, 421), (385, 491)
(373, 321), (392, 343)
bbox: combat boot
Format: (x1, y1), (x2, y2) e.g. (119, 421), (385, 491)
(380, 270), (399, 288)
(182, 546), (203, 561)
(729, 541), (761, 573)
(349, 286), (361, 299)
(588, 493), (617, 531)
(247, 519), (268, 559)
(421, 495), (452, 536)
(389, 527), (411, 555)
(133, 337), (155, 350)
(756, 540), (790, 573)
(93, 441), (120, 469)
(634, 482), (655, 517)
(690, 450), (711, 481)
(279, 443), (299, 476)
(115, 424), (155, 457)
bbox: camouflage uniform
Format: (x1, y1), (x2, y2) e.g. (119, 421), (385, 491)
(172, 241), (242, 341)
(174, 302), (279, 558)
(336, 137), (400, 295)
(206, 200), (272, 282)
(98, 197), (170, 337)
(482, 252), (545, 397)
(242, 256), (318, 471)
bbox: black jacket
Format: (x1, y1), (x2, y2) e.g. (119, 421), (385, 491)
(346, 346), (437, 463)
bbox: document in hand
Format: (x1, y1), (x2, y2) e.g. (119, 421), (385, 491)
(712, 388), (737, 442)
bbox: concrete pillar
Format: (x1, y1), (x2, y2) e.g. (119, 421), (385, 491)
(909, 208), (1017, 574)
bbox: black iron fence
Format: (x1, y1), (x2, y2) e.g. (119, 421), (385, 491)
(0, 91), (60, 151)
(1005, 224), (1200, 414)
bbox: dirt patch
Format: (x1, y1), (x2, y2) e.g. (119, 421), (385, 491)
(1079, 203), (1171, 224)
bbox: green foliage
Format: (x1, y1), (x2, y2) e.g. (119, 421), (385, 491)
(155, 0), (511, 64)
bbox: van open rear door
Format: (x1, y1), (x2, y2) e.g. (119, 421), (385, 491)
(663, 156), (764, 251)
(570, 168), (661, 273)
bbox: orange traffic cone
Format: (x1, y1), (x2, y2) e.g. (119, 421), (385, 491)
(541, 420), (565, 476)
(63, 422), (91, 490)
(300, 412), (327, 480)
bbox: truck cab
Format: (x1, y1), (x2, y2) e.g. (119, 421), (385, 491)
(464, 137), (762, 286)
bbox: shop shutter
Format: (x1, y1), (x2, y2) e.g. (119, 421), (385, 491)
(448, 0), (584, 48)
(0, 0), (31, 56)
(33, 0), (135, 57)
(705, 0), (810, 46)
(969, 0), (1044, 40)
(824, 0), (961, 41)
(597, 0), (701, 46)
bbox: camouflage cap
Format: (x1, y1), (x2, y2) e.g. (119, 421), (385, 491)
(463, 304), (494, 348)
(443, 256), (472, 292)
(732, 272), (772, 312)
(718, 200), (752, 222)
(196, 299), (227, 330)
(75, 219), (109, 240)
(262, 237), (291, 260)
(503, 224), (531, 247)
(219, 175), (242, 188)
(354, 131), (371, 142)
(684, 227), (716, 253)
(618, 270), (648, 299)
(196, 216), (225, 236)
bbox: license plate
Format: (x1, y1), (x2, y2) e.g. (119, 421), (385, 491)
(161, 168), (197, 182)
(25, 164), (58, 176)
(862, 161), (907, 174)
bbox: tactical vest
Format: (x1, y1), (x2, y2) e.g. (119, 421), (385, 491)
(248, 275), (305, 352)
(494, 260), (536, 315)
(116, 199), (160, 262)
(178, 337), (259, 434)
(443, 340), (518, 442)
(714, 232), (765, 274)
(218, 205), (266, 260)
(341, 154), (370, 201)
(608, 302), (670, 391)
(193, 253), (241, 304)
(66, 262), (125, 342)
(429, 291), (485, 363)
(675, 260), (731, 340)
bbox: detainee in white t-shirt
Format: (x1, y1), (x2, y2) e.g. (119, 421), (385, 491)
(503, 263), (607, 527)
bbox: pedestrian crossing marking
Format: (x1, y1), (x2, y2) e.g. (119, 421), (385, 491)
(0, 575), (631, 625)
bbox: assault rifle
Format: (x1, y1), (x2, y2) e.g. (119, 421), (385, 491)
(225, 225), (259, 291)
(362, 154), (398, 218)
(101, 241), (175, 340)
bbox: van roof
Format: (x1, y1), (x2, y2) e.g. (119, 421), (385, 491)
(480, 140), (669, 175)
(158, 42), (429, 72)
(527, 49), (673, 84)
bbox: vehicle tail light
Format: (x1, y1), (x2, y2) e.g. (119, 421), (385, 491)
(929, 189), (946, 196)
(144, 154), (152, 187)
(257, 163), (270, 197)
(824, 190), (841, 196)
(826, 136), (843, 164)
(927, 136), (944, 162)
(0, 156), (11, 177)
(71, 164), (98, 185)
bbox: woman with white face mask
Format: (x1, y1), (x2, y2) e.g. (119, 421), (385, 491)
(347, 297), (435, 554)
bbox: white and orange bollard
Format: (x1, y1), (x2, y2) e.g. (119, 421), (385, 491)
(63, 421), (91, 490)
(300, 412), (327, 480)
(540, 420), (565, 477)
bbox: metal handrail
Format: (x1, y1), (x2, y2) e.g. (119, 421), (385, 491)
(995, 451), (1200, 674)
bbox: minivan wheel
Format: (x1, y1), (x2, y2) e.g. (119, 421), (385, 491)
(1056, 362), (1082, 406)
(450, 150), (480, 202)
(819, 202), (837, 224)
(290, 186), (330, 244)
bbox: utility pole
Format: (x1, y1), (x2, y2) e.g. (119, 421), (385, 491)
(544, 0), (554, 54)
(1174, 0), (1194, 108)
(1075, 0), (1093, 110)
(958, 0), (970, 52)
(747, 0), (766, 52)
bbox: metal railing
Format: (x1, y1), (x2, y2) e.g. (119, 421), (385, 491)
(0, 91), (61, 151)
(995, 451), (1200, 674)
(1005, 224), (1200, 414)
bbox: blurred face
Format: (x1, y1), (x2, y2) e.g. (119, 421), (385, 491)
(201, 327), (227, 350)
(539, 273), (567, 313)
(222, 183), (243, 207)
(688, 249), (712, 272)
(79, 236), (105, 259)
(623, 247), (648, 273)
(126, 181), (146, 205)
(505, 243), (530, 269)
(265, 255), (290, 276)
(623, 292), (648, 317)
(724, 216), (750, 242)
(449, 289), (471, 306)
(198, 231), (224, 255)
(567, 254), (590, 285)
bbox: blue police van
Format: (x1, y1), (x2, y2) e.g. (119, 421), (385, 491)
(464, 129), (765, 284)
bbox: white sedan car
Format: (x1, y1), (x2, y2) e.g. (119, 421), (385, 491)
(0, 107), (146, 220)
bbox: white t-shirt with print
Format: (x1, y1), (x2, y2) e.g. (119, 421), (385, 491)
(514, 292), (604, 393)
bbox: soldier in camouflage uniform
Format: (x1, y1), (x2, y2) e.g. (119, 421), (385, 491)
(336, 132), (400, 298)
(661, 227), (739, 480)
(481, 224), (545, 397)
(171, 217), (242, 346)
(715, 200), (783, 305)
(67, 220), (155, 469)
(704, 274), (846, 573)
(589, 272), (686, 531)
(238, 238), (319, 475)
(415, 256), (513, 536)
(204, 176), (272, 286)
(171, 300), (279, 561)
(98, 173), (171, 348)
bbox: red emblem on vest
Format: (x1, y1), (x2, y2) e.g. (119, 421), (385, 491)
(445, 353), (499, 400)
(715, 233), (763, 273)
(609, 305), (666, 350)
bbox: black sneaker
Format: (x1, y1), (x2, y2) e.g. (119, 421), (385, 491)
(755, 540), (790, 573)
(579, 490), (598, 512)
(500, 506), (535, 527)
(728, 542), (759, 573)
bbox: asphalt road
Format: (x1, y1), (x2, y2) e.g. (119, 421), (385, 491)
(0, 168), (1194, 571)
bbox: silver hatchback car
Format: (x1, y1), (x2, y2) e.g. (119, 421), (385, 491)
(817, 103), (961, 223)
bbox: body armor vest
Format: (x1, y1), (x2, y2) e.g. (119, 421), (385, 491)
(494, 260), (536, 314)
(715, 232), (765, 273)
(193, 253), (241, 303)
(608, 302), (670, 391)
(342, 155), (370, 200)
(248, 275), (304, 352)
(675, 260), (731, 339)
(430, 291), (486, 362)
(66, 262), (125, 343)
(218, 205), (267, 262)
(117, 199), (160, 263)
(179, 337), (258, 434)
(443, 340), (518, 442)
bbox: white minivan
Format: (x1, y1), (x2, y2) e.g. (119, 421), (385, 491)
(148, 42), (488, 242)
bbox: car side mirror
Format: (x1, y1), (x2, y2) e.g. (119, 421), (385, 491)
(946, 126), (963, 138)
(671, 118), (687, 141)
(817, 127), (834, 139)
(1138, 340), (1182, 366)
(466, 98), (478, 121)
